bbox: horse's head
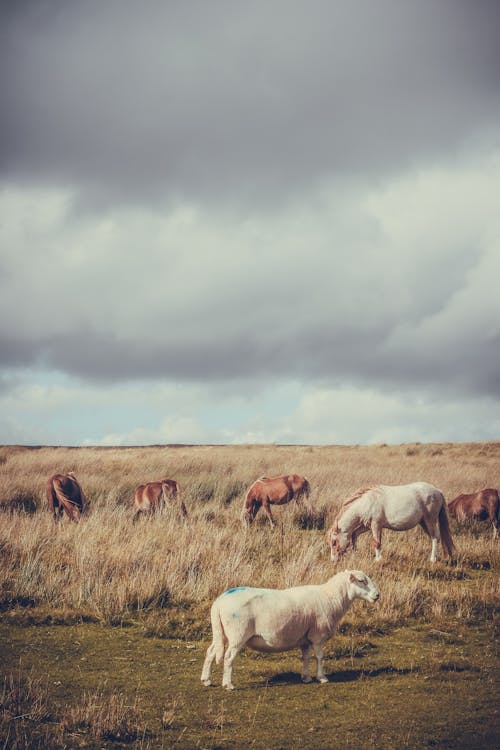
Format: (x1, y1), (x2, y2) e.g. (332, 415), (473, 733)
(327, 524), (352, 562)
(242, 506), (254, 526)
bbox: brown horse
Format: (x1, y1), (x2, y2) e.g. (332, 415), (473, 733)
(448, 489), (499, 538)
(133, 480), (188, 521)
(46, 473), (87, 522)
(243, 474), (310, 527)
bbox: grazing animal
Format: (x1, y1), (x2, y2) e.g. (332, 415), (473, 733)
(243, 474), (310, 527)
(327, 482), (455, 563)
(46, 473), (87, 522)
(133, 480), (188, 520)
(448, 489), (499, 538)
(201, 570), (379, 690)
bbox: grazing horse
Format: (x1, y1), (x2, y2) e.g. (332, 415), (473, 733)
(448, 489), (499, 538)
(243, 474), (310, 527)
(46, 473), (87, 522)
(327, 482), (455, 563)
(133, 480), (188, 521)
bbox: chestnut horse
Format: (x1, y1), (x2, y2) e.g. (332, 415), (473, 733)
(243, 474), (310, 527)
(448, 489), (499, 538)
(46, 473), (87, 522)
(133, 480), (188, 521)
(327, 482), (455, 563)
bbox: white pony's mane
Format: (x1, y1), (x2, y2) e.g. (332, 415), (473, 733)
(332, 486), (380, 531)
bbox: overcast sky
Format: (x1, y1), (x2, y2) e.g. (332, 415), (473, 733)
(1, 0), (500, 446)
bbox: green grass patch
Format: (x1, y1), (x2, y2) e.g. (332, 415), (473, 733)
(0, 620), (497, 749)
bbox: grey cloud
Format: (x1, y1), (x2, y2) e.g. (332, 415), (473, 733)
(1, 1), (500, 208)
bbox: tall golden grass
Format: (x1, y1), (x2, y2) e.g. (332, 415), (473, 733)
(0, 442), (498, 629)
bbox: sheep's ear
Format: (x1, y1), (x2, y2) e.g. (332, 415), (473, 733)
(349, 572), (365, 584)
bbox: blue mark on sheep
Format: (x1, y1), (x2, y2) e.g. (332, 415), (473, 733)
(223, 586), (249, 596)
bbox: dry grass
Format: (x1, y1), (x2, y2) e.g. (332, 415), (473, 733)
(0, 442), (499, 632)
(0, 671), (150, 749)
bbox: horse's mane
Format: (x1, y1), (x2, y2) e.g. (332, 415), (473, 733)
(332, 486), (379, 530)
(341, 486), (377, 509)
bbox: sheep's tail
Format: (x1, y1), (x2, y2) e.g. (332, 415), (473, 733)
(438, 501), (455, 558)
(210, 602), (226, 664)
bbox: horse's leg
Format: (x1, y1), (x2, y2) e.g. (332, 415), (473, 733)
(312, 643), (328, 683)
(421, 516), (439, 562)
(262, 498), (275, 528)
(371, 523), (382, 561)
(201, 642), (217, 686)
(301, 644), (313, 683)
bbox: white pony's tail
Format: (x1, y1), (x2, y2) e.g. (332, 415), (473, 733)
(438, 502), (455, 558)
(210, 602), (226, 664)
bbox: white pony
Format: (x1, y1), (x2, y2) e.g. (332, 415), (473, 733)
(201, 570), (379, 690)
(327, 482), (455, 563)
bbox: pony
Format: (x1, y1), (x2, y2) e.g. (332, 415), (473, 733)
(201, 570), (379, 690)
(448, 489), (499, 538)
(133, 480), (188, 521)
(242, 474), (310, 527)
(327, 482), (455, 563)
(46, 473), (87, 522)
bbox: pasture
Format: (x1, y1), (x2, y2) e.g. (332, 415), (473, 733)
(0, 442), (499, 749)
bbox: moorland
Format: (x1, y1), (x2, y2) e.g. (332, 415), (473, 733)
(0, 442), (498, 749)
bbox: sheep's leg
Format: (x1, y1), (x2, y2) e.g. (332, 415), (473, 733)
(313, 643), (328, 683)
(301, 645), (313, 683)
(201, 642), (217, 686)
(222, 645), (241, 690)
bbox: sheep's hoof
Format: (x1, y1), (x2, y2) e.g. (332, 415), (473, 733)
(318, 676), (329, 684)
(202, 679), (212, 687)
(223, 683), (234, 691)
(301, 676), (312, 683)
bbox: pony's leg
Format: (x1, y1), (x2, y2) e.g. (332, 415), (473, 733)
(371, 523), (382, 561)
(201, 642), (217, 686)
(222, 644), (242, 690)
(301, 645), (313, 683)
(493, 523), (498, 540)
(262, 499), (275, 528)
(419, 518), (439, 562)
(313, 643), (328, 683)
(430, 537), (439, 562)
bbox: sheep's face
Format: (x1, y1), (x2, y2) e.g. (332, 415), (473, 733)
(349, 571), (380, 603)
(328, 528), (352, 562)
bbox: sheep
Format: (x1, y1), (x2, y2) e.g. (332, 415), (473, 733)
(200, 570), (379, 689)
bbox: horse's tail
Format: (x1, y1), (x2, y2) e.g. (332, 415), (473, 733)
(493, 492), (500, 533)
(53, 479), (81, 521)
(438, 501), (455, 558)
(210, 601), (226, 664)
(302, 477), (311, 500)
(173, 482), (189, 519)
(80, 487), (89, 515)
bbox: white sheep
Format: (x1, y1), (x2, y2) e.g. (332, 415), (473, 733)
(201, 570), (379, 690)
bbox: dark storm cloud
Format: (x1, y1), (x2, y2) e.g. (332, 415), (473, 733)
(1, 0), (500, 442)
(1, 0), (500, 207)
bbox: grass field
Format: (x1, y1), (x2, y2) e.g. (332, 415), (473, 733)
(0, 442), (498, 749)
